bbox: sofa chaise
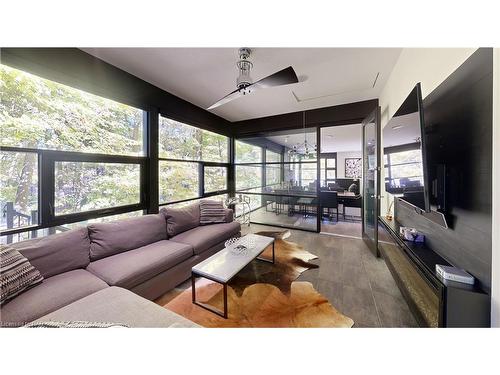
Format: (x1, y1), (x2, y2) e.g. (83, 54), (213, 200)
(0, 201), (240, 327)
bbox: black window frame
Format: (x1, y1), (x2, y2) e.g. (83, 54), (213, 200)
(1, 60), (234, 244)
(1, 145), (148, 235)
(157, 115), (231, 207)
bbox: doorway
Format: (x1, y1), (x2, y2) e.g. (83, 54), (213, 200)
(319, 124), (363, 238)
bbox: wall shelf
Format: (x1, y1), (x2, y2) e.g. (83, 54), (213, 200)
(378, 216), (490, 327)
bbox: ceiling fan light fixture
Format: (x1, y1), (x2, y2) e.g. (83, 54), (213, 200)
(236, 48), (253, 89)
(207, 48), (299, 111)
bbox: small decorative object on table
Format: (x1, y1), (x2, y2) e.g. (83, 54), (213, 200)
(435, 265), (475, 285)
(399, 226), (425, 242)
(231, 244), (249, 256)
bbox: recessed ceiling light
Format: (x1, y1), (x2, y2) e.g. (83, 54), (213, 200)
(392, 125), (405, 130)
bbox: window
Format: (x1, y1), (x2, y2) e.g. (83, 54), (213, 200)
(1, 64), (144, 156)
(235, 140), (262, 163)
(158, 116), (230, 206)
(159, 161), (199, 203)
(159, 117), (228, 162)
(236, 165), (262, 190)
(320, 154), (337, 187)
(204, 166), (227, 193)
(301, 163), (317, 184)
(54, 162), (141, 216)
(1, 150), (38, 230)
(266, 149), (281, 163)
(326, 170), (336, 179)
(265, 165), (281, 186)
(1, 63), (146, 238)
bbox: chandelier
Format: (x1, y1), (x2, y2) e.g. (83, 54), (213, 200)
(287, 111), (317, 158)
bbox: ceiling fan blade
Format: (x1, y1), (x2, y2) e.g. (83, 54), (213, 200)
(207, 87), (245, 110)
(253, 66), (299, 89)
(207, 66), (298, 110)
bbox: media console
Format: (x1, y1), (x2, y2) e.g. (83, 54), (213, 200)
(378, 217), (490, 327)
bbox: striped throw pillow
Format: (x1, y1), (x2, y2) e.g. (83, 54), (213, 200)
(199, 200), (225, 225)
(1, 245), (43, 306)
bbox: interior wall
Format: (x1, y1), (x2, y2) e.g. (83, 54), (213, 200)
(492, 48), (500, 327)
(379, 49), (494, 321)
(336, 151), (362, 178)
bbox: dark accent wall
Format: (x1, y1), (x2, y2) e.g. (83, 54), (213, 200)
(0, 48), (232, 136)
(395, 48), (493, 294)
(232, 99), (378, 136)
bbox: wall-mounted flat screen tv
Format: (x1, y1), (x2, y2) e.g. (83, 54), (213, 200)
(383, 83), (429, 212)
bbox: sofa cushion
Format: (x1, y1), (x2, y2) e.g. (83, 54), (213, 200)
(199, 200), (225, 225)
(88, 214), (167, 261)
(161, 203), (200, 237)
(32, 287), (199, 328)
(0, 269), (108, 326)
(1, 245), (43, 306)
(10, 228), (91, 279)
(223, 208), (234, 223)
(170, 221), (241, 255)
(86, 240), (193, 289)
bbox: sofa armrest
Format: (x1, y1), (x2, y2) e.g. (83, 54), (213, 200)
(223, 208), (234, 223)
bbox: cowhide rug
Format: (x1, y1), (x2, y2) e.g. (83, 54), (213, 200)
(157, 230), (354, 328)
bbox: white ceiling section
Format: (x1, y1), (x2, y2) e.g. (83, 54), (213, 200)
(261, 123), (362, 153)
(81, 48), (402, 122)
(320, 124), (363, 153)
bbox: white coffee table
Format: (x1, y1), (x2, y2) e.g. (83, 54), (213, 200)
(191, 233), (275, 318)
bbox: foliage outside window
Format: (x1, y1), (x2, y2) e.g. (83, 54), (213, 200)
(1, 64), (144, 156)
(204, 166), (227, 193)
(159, 117), (228, 162)
(235, 140), (262, 163)
(236, 165), (262, 190)
(54, 162), (141, 215)
(159, 161), (199, 203)
(158, 116), (229, 206)
(1, 64), (145, 236)
(266, 149), (281, 163)
(0, 151), (38, 230)
(265, 165), (281, 186)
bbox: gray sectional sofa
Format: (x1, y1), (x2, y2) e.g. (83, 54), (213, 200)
(0, 202), (240, 327)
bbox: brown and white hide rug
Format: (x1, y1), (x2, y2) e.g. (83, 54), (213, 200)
(157, 230), (354, 328)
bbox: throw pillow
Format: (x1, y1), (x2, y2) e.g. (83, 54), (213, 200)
(199, 200), (225, 225)
(1, 245), (43, 306)
(161, 203), (200, 237)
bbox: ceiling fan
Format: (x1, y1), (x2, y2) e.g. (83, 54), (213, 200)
(207, 48), (299, 110)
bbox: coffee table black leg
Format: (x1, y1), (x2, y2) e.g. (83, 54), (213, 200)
(191, 271), (228, 319)
(256, 241), (275, 264)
